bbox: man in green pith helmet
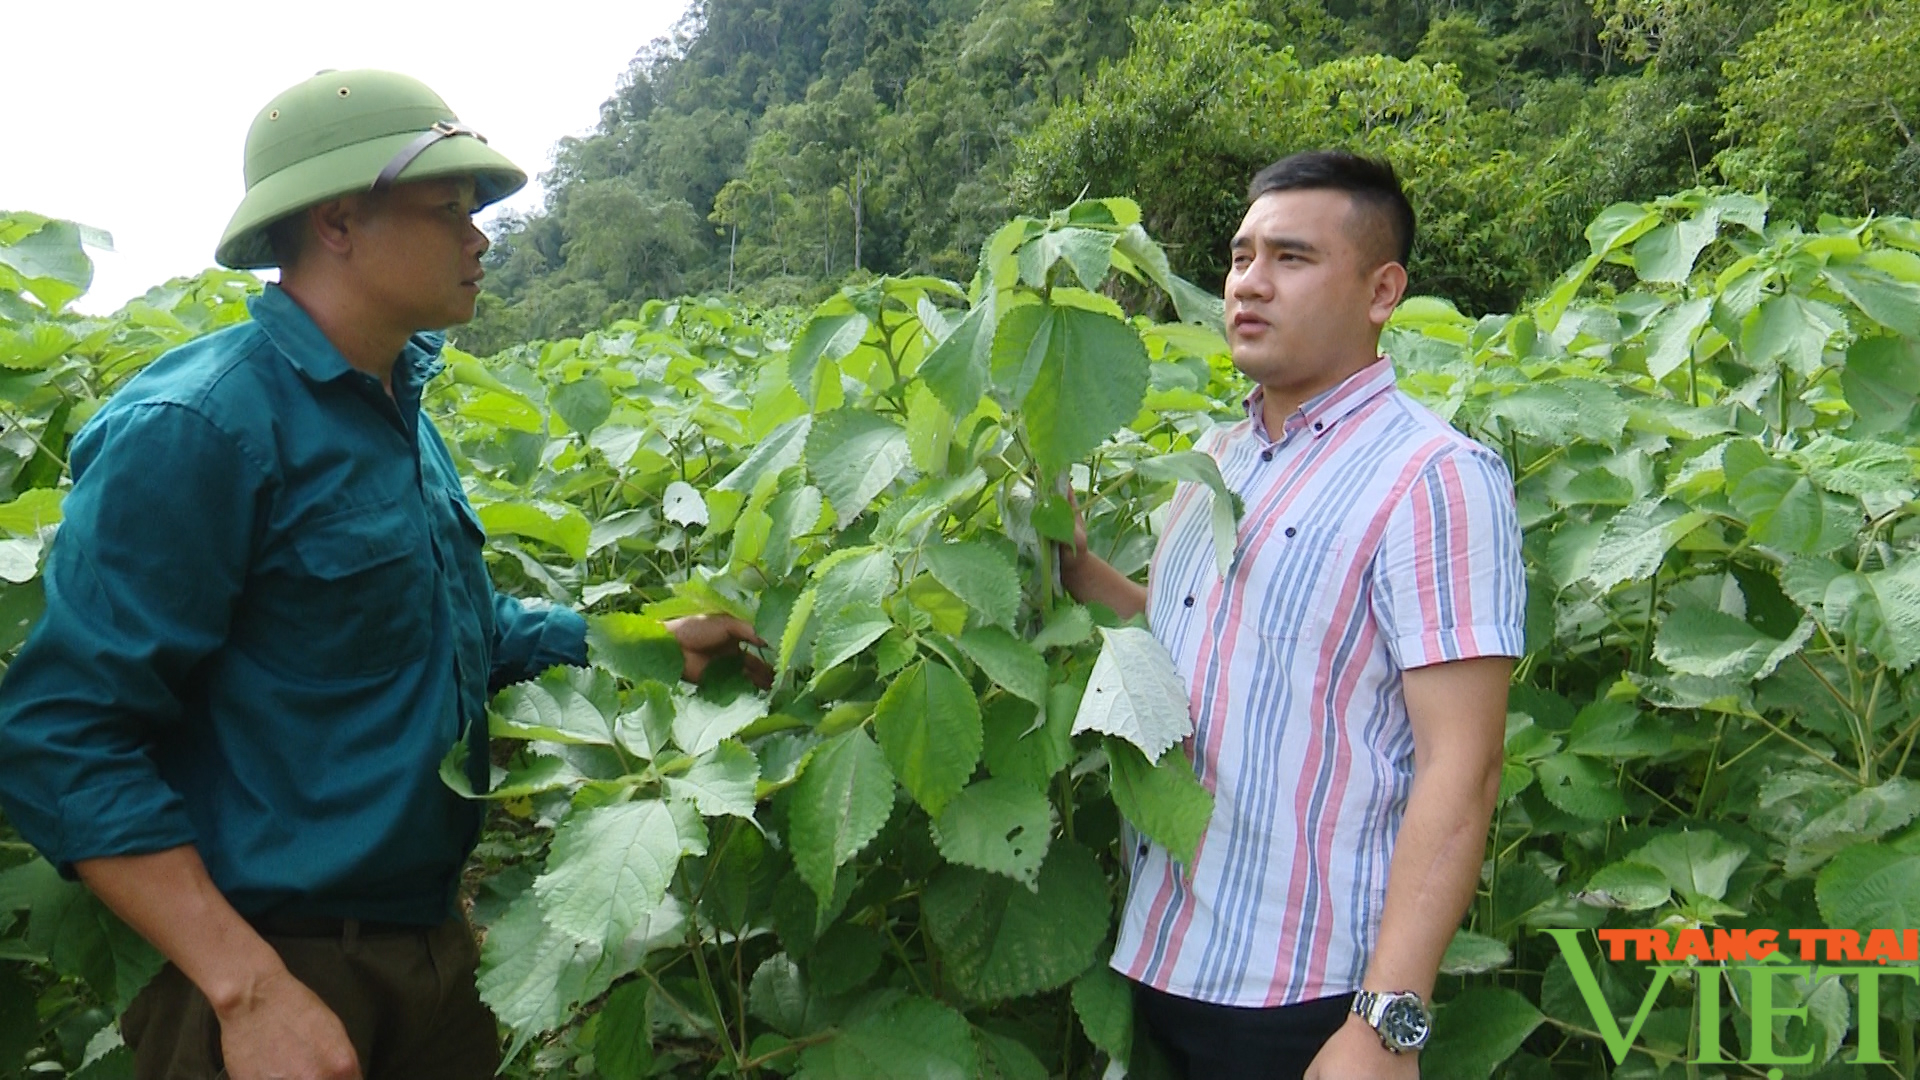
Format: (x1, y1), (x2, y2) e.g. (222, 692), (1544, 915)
(0, 70), (763, 1080)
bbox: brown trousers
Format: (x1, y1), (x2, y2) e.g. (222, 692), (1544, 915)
(120, 918), (499, 1080)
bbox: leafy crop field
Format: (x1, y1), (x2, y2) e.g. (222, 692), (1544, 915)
(4, 190), (1920, 1078)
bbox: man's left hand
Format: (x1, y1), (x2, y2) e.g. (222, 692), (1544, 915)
(666, 614), (772, 688)
(1303, 1014), (1420, 1080)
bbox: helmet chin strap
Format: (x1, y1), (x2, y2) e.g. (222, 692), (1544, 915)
(371, 121), (488, 192)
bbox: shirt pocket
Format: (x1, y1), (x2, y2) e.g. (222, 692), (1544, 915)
(1243, 524), (1355, 644)
(285, 502), (433, 676)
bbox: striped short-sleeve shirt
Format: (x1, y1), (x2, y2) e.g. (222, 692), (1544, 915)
(1111, 356), (1526, 1007)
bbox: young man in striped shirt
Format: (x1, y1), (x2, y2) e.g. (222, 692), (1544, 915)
(1060, 151), (1525, 1078)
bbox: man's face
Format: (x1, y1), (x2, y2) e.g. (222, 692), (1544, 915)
(345, 177), (490, 331)
(1223, 188), (1394, 396)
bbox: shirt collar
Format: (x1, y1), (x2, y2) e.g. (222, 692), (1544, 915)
(249, 285), (447, 387)
(1243, 355), (1397, 443)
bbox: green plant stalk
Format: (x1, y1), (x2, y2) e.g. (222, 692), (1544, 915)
(685, 922), (743, 1070)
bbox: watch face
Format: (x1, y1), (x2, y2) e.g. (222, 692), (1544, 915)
(1379, 998), (1431, 1049)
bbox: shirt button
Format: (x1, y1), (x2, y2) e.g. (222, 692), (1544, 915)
(1285, 526), (1298, 538)
(1260, 449), (1274, 462)
(1313, 421), (1325, 432)
(1183, 596), (1195, 608)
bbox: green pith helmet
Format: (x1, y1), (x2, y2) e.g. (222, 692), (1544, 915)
(215, 69), (527, 270)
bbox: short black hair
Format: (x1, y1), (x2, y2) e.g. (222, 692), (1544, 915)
(1246, 151), (1414, 268)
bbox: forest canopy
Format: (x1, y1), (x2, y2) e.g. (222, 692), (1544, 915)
(461, 0), (1920, 352)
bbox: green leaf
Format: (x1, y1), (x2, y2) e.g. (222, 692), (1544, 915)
(921, 299), (996, 417)
(662, 480), (708, 527)
(955, 625), (1048, 705)
(666, 740), (761, 819)
(1632, 212), (1718, 284)
(24, 879), (163, 1010)
(1013, 304), (1152, 471)
(795, 996), (978, 1079)
(1826, 261), (1920, 338)
(1439, 930), (1513, 975)
(1653, 604), (1795, 680)
(0, 964), (35, 1072)
(1071, 964), (1133, 1066)
(1018, 227), (1117, 290)
(810, 922), (883, 995)
(922, 541), (1021, 630)
(1862, 558), (1920, 670)
(1534, 754), (1628, 820)
(593, 981), (654, 1080)
(672, 689), (769, 758)
(477, 501), (591, 560)
(1421, 988), (1543, 1080)
(807, 409), (912, 529)
(789, 729), (895, 905)
(586, 613), (684, 686)
(1072, 626), (1192, 763)
(977, 1030), (1048, 1080)
(790, 312), (869, 404)
(930, 777), (1057, 888)
(810, 608), (892, 678)
(1741, 294), (1838, 376)
(1134, 451), (1242, 577)
(1486, 381), (1630, 445)
(1107, 741), (1214, 866)
(459, 390), (545, 433)
(982, 695), (1074, 793)
(717, 414), (813, 494)
(492, 673), (616, 745)
(1817, 843), (1920, 933)
(1842, 336), (1920, 437)
(1031, 605), (1094, 652)
(1563, 699), (1670, 759)
(478, 890), (684, 1042)
(1644, 296), (1712, 379)
(534, 800), (702, 948)
(1030, 494), (1076, 543)
(1586, 203), (1660, 256)
(1785, 777), (1920, 875)
(874, 660), (983, 815)
(1731, 467), (1857, 554)
(612, 682), (675, 761)
(1626, 830), (1748, 904)
(550, 376), (613, 435)
(1579, 861), (1672, 910)
(0, 488), (64, 534)
(0, 219), (93, 311)
(1585, 500), (1706, 592)
(922, 840), (1110, 1003)
(749, 953), (809, 1037)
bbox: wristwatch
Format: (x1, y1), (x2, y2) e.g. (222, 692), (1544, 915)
(1351, 989), (1433, 1053)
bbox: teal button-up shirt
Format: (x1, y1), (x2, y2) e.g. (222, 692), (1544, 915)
(0, 285), (585, 924)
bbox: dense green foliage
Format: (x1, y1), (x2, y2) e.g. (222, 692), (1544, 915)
(12, 181), (1920, 1077)
(466, 0), (1920, 348)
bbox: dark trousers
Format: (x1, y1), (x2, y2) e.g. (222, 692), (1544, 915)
(1133, 981), (1356, 1080)
(120, 917), (498, 1080)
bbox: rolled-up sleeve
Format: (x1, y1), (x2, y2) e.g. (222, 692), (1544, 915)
(0, 402), (263, 874)
(1368, 444), (1527, 670)
(487, 595), (587, 691)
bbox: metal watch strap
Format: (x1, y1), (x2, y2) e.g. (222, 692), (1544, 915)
(372, 121), (487, 191)
(1351, 989), (1427, 1054)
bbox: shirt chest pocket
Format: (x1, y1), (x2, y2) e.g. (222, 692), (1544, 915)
(1242, 524), (1358, 644)
(277, 503), (434, 676)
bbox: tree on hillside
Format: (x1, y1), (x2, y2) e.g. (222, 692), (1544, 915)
(1718, 0), (1920, 219)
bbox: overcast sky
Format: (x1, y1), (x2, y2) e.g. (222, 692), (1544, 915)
(5, 1), (692, 313)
